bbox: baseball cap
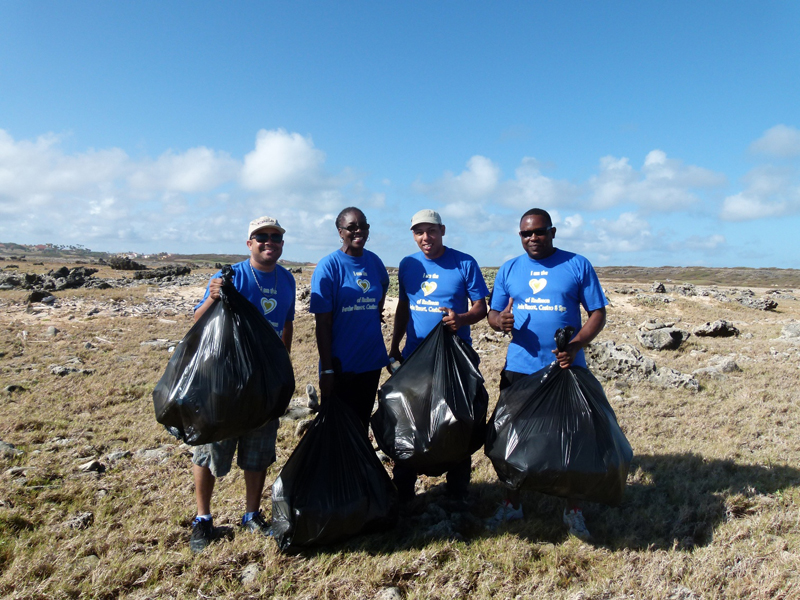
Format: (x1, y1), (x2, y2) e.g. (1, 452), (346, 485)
(410, 209), (443, 229)
(248, 216), (286, 237)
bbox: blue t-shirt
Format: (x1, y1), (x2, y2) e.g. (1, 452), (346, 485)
(310, 249), (390, 374)
(490, 249), (607, 375)
(195, 259), (296, 337)
(398, 247), (489, 358)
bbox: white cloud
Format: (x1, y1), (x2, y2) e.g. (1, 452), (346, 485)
(750, 124), (800, 157)
(0, 128), (379, 255)
(129, 147), (238, 193)
(580, 212), (654, 255)
(419, 151), (723, 216)
(589, 150), (725, 211)
(678, 234), (726, 251)
(414, 155), (501, 201)
(720, 165), (800, 221)
(501, 158), (580, 209)
(241, 129), (327, 191)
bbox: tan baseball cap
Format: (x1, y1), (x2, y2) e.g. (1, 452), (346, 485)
(248, 216), (286, 237)
(410, 209), (442, 229)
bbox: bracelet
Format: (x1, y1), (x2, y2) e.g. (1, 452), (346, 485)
(321, 369), (335, 375)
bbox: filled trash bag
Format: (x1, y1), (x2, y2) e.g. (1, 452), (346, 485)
(371, 321), (489, 476)
(485, 327), (632, 506)
(152, 266), (295, 445)
(271, 396), (398, 552)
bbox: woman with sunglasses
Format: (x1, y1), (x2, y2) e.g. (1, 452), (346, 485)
(310, 207), (389, 428)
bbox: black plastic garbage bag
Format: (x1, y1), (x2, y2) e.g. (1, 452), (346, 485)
(152, 266), (295, 445)
(485, 327), (632, 506)
(371, 321), (489, 476)
(271, 397), (398, 552)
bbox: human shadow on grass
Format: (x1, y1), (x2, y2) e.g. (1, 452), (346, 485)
(576, 452), (800, 551)
(275, 452), (800, 556)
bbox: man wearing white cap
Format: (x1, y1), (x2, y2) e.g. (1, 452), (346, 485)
(389, 209), (489, 504)
(189, 216), (296, 553)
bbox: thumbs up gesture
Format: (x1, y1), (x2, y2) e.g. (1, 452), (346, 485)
(498, 297), (514, 332)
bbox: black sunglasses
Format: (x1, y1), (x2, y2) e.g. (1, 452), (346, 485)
(519, 226), (553, 238)
(251, 232), (284, 243)
(340, 222), (370, 233)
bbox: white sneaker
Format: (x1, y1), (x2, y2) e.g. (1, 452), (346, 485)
(563, 509), (591, 540)
(485, 500), (524, 530)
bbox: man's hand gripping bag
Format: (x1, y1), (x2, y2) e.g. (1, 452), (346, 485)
(371, 321), (489, 476)
(152, 265), (295, 445)
(485, 327), (633, 506)
(271, 397), (399, 552)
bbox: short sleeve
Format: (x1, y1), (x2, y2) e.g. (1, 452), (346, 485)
(489, 263), (510, 312)
(462, 256), (489, 301)
(310, 257), (335, 314)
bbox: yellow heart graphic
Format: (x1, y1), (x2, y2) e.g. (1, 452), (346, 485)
(421, 281), (437, 296)
(529, 278), (547, 295)
(356, 278), (371, 293)
(261, 297), (277, 314)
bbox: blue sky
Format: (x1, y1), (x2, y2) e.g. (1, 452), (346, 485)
(1, 1), (799, 268)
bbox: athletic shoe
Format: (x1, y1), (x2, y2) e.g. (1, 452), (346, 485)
(241, 511), (272, 537)
(563, 509), (591, 540)
(485, 500), (524, 530)
(189, 518), (213, 553)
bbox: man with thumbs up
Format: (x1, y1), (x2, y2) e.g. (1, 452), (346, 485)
(389, 209), (489, 504)
(486, 208), (607, 537)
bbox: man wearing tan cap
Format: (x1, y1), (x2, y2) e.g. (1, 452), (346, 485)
(189, 216), (296, 553)
(389, 209), (489, 505)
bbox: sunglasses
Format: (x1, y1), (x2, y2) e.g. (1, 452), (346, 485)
(340, 222), (370, 233)
(519, 226), (553, 238)
(251, 232), (284, 243)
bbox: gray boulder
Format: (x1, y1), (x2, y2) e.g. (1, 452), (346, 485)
(636, 319), (690, 350)
(693, 320), (739, 337)
(736, 296), (778, 311)
(586, 340), (697, 390)
(651, 281), (666, 293)
(780, 323), (800, 340)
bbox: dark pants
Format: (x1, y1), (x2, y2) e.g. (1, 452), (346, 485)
(499, 369), (529, 392)
(393, 457), (472, 501)
(331, 368), (382, 430)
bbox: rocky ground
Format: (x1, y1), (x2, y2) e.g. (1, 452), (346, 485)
(2, 263), (800, 599)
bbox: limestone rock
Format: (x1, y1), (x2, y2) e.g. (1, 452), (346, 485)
(637, 327), (689, 350)
(240, 563), (260, 585)
(375, 588), (403, 600)
(737, 296), (778, 311)
(780, 323), (800, 340)
(693, 320), (739, 337)
(0, 440), (23, 457)
(65, 512), (94, 530)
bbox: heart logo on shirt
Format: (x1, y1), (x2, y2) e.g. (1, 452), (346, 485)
(261, 297), (277, 314)
(421, 281), (437, 296)
(356, 278), (371, 293)
(529, 278), (547, 295)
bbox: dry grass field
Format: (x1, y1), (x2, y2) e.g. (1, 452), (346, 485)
(1, 260), (799, 599)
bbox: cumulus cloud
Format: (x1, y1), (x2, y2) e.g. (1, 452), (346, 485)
(0, 128), (379, 255)
(241, 129), (328, 191)
(750, 124), (800, 157)
(414, 155), (501, 202)
(588, 150), (725, 211)
(720, 165), (800, 221)
(129, 147), (239, 193)
(418, 150), (723, 216)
